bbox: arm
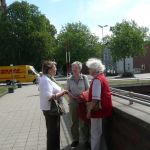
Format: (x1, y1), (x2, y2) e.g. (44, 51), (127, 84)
(43, 79), (67, 101)
(87, 79), (102, 117)
(40, 79), (53, 100)
(54, 90), (68, 100)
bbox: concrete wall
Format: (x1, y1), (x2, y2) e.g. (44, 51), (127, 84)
(107, 97), (150, 150)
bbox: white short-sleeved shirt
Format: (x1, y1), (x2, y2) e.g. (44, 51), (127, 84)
(92, 79), (101, 100)
(39, 75), (61, 110)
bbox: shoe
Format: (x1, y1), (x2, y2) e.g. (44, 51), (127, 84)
(71, 141), (79, 148)
(84, 141), (91, 149)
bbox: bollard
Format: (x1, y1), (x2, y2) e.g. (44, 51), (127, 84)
(8, 87), (14, 93)
(17, 83), (22, 88)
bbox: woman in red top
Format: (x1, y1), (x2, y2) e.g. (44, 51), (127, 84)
(86, 58), (112, 150)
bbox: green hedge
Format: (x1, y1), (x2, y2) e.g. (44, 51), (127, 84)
(0, 86), (8, 96)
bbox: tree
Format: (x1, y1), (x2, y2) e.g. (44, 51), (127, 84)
(56, 22), (102, 73)
(0, 1), (57, 70)
(109, 20), (146, 73)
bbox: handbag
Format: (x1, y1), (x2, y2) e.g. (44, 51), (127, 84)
(49, 98), (65, 116)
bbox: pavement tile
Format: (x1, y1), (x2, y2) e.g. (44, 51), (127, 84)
(12, 146), (25, 150)
(0, 85), (73, 150)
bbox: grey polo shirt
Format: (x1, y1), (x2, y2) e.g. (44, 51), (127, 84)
(67, 74), (89, 99)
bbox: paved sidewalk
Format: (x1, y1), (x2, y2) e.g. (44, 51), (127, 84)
(0, 85), (89, 150)
(0, 85), (72, 150)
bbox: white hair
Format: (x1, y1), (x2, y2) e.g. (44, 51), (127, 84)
(72, 61), (82, 71)
(86, 58), (105, 73)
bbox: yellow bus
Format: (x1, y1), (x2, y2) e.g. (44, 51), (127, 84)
(0, 65), (39, 84)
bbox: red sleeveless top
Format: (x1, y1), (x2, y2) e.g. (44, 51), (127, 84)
(89, 73), (112, 118)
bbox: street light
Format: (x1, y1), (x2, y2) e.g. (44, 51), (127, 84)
(98, 25), (108, 65)
(98, 25), (108, 41)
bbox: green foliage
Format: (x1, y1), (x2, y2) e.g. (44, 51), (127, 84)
(0, 1), (57, 70)
(121, 72), (134, 78)
(56, 22), (102, 71)
(109, 20), (146, 62)
(0, 86), (7, 96)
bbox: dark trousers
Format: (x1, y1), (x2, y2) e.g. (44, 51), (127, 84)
(43, 111), (60, 150)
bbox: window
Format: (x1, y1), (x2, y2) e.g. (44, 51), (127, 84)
(28, 70), (35, 75)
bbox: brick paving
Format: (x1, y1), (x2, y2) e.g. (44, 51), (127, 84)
(0, 85), (71, 150)
(0, 84), (89, 150)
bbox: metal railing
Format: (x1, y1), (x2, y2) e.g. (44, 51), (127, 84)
(111, 88), (150, 107)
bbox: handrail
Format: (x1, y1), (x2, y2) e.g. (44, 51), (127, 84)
(112, 93), (150, 107)
(111, 88), (150, 107)
(111, 87), (150, 100)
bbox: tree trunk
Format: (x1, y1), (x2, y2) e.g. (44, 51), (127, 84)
(123, 58), (126, 73)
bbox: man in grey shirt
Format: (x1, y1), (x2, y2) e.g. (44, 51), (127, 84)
(67, 61), (90, 148)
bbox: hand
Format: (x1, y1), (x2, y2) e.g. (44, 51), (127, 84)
(54, 90), (69, 99)
(62, 90), (69, 95)
(67, 92), (81, 103)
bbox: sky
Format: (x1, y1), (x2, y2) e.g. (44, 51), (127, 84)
(6, 0), (150, 39)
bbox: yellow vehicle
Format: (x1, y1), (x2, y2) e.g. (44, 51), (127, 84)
(0, 65), (39, 84)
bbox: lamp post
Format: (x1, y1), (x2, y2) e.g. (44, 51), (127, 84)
(98, 25), (108, 67)
(98, 25), (108, 41)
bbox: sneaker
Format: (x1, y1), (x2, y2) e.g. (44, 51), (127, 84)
(71, 141), (79, 148)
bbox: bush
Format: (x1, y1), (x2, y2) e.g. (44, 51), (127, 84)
(106, 72), (118, 76)
(121, 72), (134, 78)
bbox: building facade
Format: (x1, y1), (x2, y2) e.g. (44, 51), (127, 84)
(133, 44), (150, 73)
(103, 48), (133, 74)
(103, 44), (150, 74)
(103, 47), (116, 73)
